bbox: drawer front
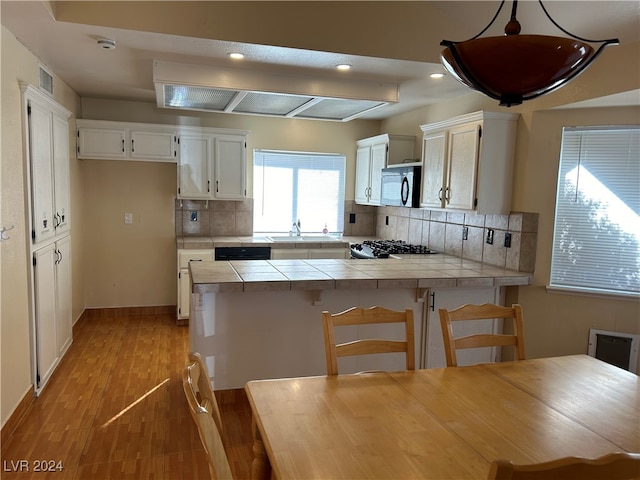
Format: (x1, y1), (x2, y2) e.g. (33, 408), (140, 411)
(178, 250), (213, 268)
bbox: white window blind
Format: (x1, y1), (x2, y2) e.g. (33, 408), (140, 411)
(550, 126), (640, 297)
(253, 150), (345, 234)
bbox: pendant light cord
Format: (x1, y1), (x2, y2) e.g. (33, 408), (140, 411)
(443, 0), (618, 45)
(537, 0), (619, 44)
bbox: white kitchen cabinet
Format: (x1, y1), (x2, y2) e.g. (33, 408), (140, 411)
(177, 249), (213, 321)
(213, 135), (246, 199)
(24, 85), (71, 244)
(21, 83), (73, 396)
(178, 132), (212, 199)
(425, 287), (503, 368)
(32, 236), (72, 391)
(420, 111), (518, 214)
(355, 134), (415, 205)
(177, 127), (248, 201)
(76, 119), (177, 162)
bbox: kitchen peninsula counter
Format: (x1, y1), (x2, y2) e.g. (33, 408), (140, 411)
(189, 255), (531, 294)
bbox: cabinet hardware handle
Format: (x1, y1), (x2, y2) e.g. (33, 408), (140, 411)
(207, 180), (210, 193)
(430, 292), (435, 311)
(216, 180), (219, 193)
(122, 139), (125, 152)
(438, 188), (443, 202)
(444, 187), (451, 204)
(131, 139), (134, 152)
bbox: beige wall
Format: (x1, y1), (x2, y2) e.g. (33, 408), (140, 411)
(1, 26), (82, 428)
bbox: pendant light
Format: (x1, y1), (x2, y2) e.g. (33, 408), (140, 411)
(440, 0), (619, 107)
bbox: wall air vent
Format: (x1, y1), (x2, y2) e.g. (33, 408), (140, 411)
(153, 60), (398, 122)
(39, 64), (54, 97)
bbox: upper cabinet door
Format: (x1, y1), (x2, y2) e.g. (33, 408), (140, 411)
(77, 127), (126, 160)
(369, 143), (387, 205)
(355, 146), (372, 204)
(29, 100), (56, 243)
(446, 122), (480, 210)
(130, 129), (176, 162)
(213, 135), (246, 200)
(52, 114), (70, 235)
(178, 133), (212, 199)
(421, 132), (448, 209)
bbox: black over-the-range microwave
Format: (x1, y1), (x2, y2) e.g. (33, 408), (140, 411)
(380, 165), (421, 207)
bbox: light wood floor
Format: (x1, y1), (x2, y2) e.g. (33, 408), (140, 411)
(1, 311), (254, 479)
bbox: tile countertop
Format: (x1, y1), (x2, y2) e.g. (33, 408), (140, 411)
(189, 254), (532, 295)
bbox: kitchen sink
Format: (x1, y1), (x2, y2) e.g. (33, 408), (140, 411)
(267, 235), (340, 242)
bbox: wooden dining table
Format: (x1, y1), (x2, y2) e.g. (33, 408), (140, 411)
(244, 355), (639, 479)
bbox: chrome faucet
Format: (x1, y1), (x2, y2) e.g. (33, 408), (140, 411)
(292, 219), (301, 236)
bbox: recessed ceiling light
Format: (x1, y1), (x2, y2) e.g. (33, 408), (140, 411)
(430, 73), (445, 79)
(228, 53), (245, 60)
(336, 64), (352, 71)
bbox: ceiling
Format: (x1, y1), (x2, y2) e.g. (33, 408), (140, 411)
(2, 1), (639, 120)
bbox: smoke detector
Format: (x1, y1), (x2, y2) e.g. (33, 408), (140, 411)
(97, 38), (116, 50)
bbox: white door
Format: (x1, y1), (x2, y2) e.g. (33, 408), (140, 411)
(178, 268), (191, 319)
(52, 113), (70, 234)
(178, 133), (211, 199)
(77, 127), (127, 159)
(33, 243), (59, 388)
(446, 122), (480, 210)
(355, 146), (371, 204)
(369, 142), (387, 205)
(29, 100), (55, 244)
(55, 236), (72, 356)
(130, 129), (176, 162)
(214, 135), (246, 199)
(426, 287), (501, 368)
(421, 132), (447, 208)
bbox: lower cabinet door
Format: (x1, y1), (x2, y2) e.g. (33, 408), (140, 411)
(55, 236), (72, 355)
(426, 287), (501, 368)
(33, 244), (59, 388)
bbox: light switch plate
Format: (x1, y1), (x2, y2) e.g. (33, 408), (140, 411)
(124, 212), (133, 224)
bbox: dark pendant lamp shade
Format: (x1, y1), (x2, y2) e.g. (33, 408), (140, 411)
(440, 0), (619, 107)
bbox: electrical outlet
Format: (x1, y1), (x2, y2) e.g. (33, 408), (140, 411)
(504, 232), (512, 248)
(190, 211), (198, 222)
(462, 226), (469, 240)
(385, 215), (389, 226)
(124, 212), (133, 224)
(349, 213), (356, 224)
(486, 228), (494, 245)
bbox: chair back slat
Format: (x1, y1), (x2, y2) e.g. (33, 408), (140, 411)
(439, 303), (526, 367)
(323, 306), (415, 375)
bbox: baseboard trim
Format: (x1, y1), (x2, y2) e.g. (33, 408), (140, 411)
(83, 305), (177, 318)
(1, 386), (34, 445)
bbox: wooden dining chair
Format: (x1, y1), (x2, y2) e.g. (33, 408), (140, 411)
(439, 303), (525, 367)
(487, 452), (640, 480)
(183, 361), (234, 480)
(322, 306), (415, 375)
(187, 351), (224, 435)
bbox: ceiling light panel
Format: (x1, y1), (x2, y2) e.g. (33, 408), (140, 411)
(153, 60), (399, 121)
(164, 85), (235, 110)
(298, 98), (386, 121)
(234, 91), (314, 115)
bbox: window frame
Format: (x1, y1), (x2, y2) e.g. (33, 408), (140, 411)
(548, 125), (640, 300)
(252, 149), (346, 234)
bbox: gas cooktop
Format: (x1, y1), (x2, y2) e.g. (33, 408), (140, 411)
(350, 239), (438, 259)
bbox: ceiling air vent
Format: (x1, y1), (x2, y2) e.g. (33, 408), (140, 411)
(153, 61), (398, 122)
(39, 64), (54, 97)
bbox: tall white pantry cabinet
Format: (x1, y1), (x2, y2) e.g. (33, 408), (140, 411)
(21, 83), (73, 395)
